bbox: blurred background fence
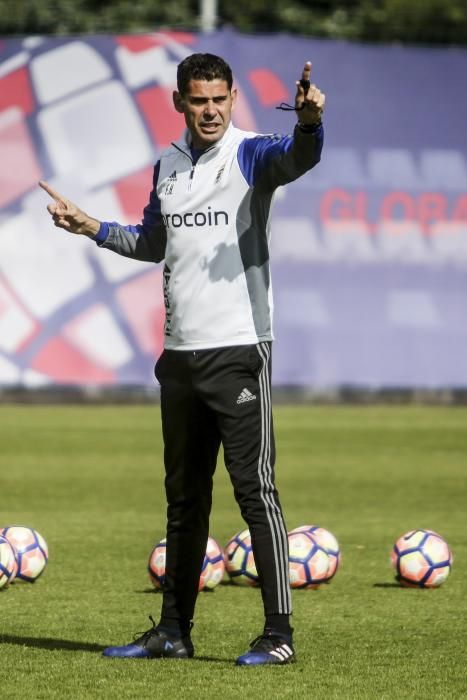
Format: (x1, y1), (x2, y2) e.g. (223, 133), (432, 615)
(1, 4), (467, 400)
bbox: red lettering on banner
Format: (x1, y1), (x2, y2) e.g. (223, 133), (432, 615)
(320, 189), (356, 221)
(355, 191), (368, 222)
(380, 191), (415, 226)
(320, 190), (467, 234)
(452, 196), (467, 222)
(418, 193), (448, 233)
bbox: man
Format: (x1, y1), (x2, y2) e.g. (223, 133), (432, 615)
(40, 52), (325, 666)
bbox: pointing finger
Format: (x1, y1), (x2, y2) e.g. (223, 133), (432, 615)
(302, 61), (312, 83)
(39, 180), (68, 206)
(297, 61), (312, 97)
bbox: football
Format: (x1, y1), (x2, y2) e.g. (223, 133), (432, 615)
(199, 537), (225, 590)
(148, 537), (167, 589)
(224, 529), (259, 586)
(148, 536), (225, 591)
(0, 535), (18, 589)
(391, 529), (453, 588)
(290, 525), (341, 581)
(1, 526), (48, 583)
(288, 529), (331, 589)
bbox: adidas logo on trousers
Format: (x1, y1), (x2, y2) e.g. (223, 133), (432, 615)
(237, 388), (257, 404)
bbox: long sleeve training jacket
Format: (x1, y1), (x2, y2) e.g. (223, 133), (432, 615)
(94, 121), (323, 351)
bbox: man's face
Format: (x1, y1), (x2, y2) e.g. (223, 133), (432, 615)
(173, 79), (237, 149)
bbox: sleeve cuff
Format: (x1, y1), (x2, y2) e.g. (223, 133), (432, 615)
(297, 120), (322, 133)
(92, 221), (109, 244)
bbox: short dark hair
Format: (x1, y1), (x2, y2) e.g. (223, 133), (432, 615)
(177, 53), (233, 96)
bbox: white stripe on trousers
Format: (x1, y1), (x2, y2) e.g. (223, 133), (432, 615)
(256, 341), (292, 614)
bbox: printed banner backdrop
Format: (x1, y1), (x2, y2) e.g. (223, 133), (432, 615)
(1, 30), (467, 389)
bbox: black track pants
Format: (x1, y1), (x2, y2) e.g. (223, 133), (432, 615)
(155, 342), (291, 624)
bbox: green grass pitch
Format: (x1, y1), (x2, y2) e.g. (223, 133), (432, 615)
(0, 404), (465, 699)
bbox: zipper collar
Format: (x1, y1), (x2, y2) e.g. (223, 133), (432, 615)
(171, 122), (235, 161)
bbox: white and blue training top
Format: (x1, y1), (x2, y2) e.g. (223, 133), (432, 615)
(94, 121), (323, 351)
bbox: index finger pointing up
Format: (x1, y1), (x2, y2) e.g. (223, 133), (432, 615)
(302, 61), (312, 82)
(39, 180), (67, 205)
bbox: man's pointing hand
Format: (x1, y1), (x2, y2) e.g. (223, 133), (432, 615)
(39, 181), (100, 237)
